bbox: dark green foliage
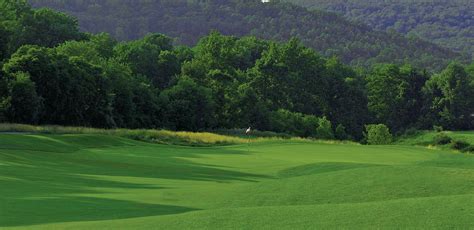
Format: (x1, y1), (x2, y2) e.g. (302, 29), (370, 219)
(464, 145), (474, 153)
(366, 64), (428, 132)
(4, 72), (41, 124)
(433, 133), (452, 145)
(335, 124), (349, 140)
(160, 77), (216, 131)
(114, 34), (176, 89)
(3, 45), (114, 127)
(14, 8), (85, 48)
(269, 109), (319, 137)
(28, 0), (467, 71)
(365, 124), (393, 145)
(450, 140), (470, 151)
(316, 117), (334, 140)
(288, 0), (474, 57)
(1, 1), (473, 141)
(422, 63), (474, 130)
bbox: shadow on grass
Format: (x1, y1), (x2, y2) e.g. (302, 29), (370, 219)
(278, 162), (385, 178)
(1, 196), (197, 227)
(0, 134), (269, 226)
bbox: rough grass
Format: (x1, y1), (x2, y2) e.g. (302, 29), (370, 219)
(2, 133), (474, 229)
(0, 123), (308, 146)
(397, 130), (474, 153)
(397, 130), (474, 146)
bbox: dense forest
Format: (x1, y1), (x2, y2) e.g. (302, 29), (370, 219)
(287, 0), (474, 57)
(28, 0), (469, 71)
(1, 1), (474, 141)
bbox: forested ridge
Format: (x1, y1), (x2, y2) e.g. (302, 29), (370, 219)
(28, 0), (468, 71)
(287, 0), (474, 58)
(1, 1), (474, 141)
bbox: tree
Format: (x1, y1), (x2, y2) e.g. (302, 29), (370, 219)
(101, 59), (137, 128)
(335, 124), (348, 140)
(324, 57), (368, 139)
(366, 64), (427, 132)
(366, 64), (405, 128)
(160, 77), (216, 131)
(5, 72), (41, 124)
(422, 63), (474, 130)
(233, 83), (270, 130)
(3, 45), (114, 127)
(316, 116), (334, 139)
(13, 8), (85, 49)
(0, 25), (10, 61)
(114, 33), (176, 88)
(365, 124), (392, 145)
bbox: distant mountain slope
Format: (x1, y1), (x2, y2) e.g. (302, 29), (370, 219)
(286, 0), (474, 57)
(29, 0), (467, 70)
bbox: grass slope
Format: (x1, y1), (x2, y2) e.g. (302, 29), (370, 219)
(398, 130), (474, 146)
(1, 132), (474, 229)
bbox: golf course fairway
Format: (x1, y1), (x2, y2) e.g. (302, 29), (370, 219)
(2, 133), (474, 229)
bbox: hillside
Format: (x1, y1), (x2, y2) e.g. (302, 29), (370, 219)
(28, 0), (467, 70)
(2, 132), (474, 228)
(286, 0), (474, 58)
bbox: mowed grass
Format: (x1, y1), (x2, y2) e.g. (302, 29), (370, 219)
(1, 133), (474, 229)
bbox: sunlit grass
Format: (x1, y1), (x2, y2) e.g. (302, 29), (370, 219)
(0, 123), (312, 146)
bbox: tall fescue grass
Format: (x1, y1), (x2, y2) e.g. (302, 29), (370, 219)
(0, 123), (309, 146)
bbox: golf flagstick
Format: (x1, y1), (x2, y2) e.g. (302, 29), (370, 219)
(246, 127), (251, 152)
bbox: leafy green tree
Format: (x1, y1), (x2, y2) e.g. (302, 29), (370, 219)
(13, 8), (85, 49)
(0, 25), (10, 61)
(324, 57), (368, 139)
(88, 33), (117, 59)
(316, 116), (334, 139)
(335, 124), (348, 140)
(55, 40), (102, 64)
(366, 64), (405, 127)
(3, 45), (113, 127)
(233, 83), (270, 131)
(130, 75), (161, 128)
(114, 33), (175, 88)
(250, 39), (327, 115)
(365, 124), (392, 145)
(160, 77), (216, 131)
(366, 64), (428, 132)
(3, 45), (64, 124)
(422, 63), (474, 130)
(269, 109), (322, 137)
(101, 59), (137, 128)
(4, 72), (41, 124)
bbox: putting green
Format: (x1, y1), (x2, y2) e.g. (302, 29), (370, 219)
(1, 133), (474, 229)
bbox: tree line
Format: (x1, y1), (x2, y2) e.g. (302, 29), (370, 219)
(28, 0), (468, 71)
(288, 0), (474, 57)
(1, 1), (473, 141)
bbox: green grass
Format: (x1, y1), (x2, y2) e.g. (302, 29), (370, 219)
(397, 130), (474, 146)
(1, 131), (474, 229)
(0, 123), (305, 146)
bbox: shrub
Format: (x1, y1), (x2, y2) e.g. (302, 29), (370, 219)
(403, 127), (420, 136)
(335, 124), (348, 140)
(450, 140), (470, 151)
(433, 125), (444, 132)
(365, 124), (392, 145)
(269, 109), (320, 137)
(433, 133), (452, 145)
(316, 116), (334, 140)
(464, 145), (474, 153)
